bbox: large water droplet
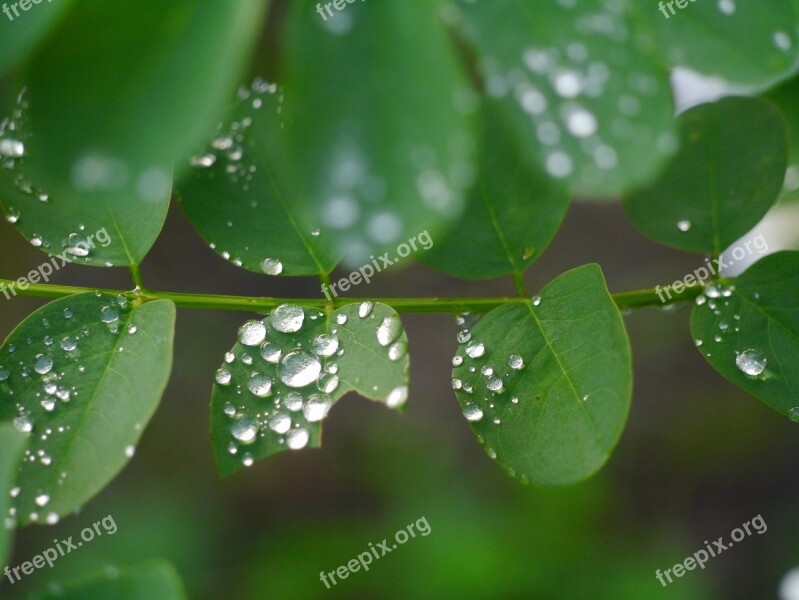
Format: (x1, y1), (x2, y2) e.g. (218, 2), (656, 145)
(376, 315), (402, 347)
(303, 394), (333, 422)
(261, 258), (283, 276)
(215, 368), (232, 386)
(287, 427), (309, 450)
(34, 354), (53, 375)
(272, 304), (305, 333)
(238, 320), (266, 346)
(279, 351), (322, 388)
(465, 341), (485, 358)
(100, 306), (119, 323)
(386, 385), (408, 408)
(312, 334), (339, 357)
(247, 373), (272, 397)
(268, 412), (291, 434)
(736, 349), (767, 377)
(358, 302), (373, 318)
(230, 417), (259, 444)
(462, 404), (483, 422)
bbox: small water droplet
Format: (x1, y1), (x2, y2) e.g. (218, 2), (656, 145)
(34, 354), (53, 375)
(508, 355), (524, 370)
(465, 341), (485, 358)
(312, 334), (339, 357)
(677, 220), (691, 232)
(261, 258), (283, 276)
(303, 394), (333, 422)
(215, 368), (232, 386)
(231, 417), (259, 444)
(247, 373), (273, 397)
(376, 315), (402, 346)
(386, 385), (408, 408)
(736, 349), (767, 377)
(358, 302), (373, 318)
(287, 427), (309, 450)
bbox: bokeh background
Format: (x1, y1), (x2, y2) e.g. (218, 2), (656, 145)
(3, 2), (799, 599)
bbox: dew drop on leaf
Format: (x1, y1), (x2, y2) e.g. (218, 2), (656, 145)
(271, 304), (305, 333)
(736, 349), (767, 377)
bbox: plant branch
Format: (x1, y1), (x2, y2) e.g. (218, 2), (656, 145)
(0, 278), (703, 314)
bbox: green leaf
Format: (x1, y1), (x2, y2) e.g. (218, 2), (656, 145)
(0, 0), (74, 76)
(765, 76), (799, 203)
(178, 80), (341, 276)
(0, 294), (175, 526)
(423, 101), (569, 279)
(0, 0), (268, 266)
(211, 302), (409, 477)
(31, 560), (186, 600)
(0, 423), (27, 566)
(452, 0), (676, 198)
(623, 97), (788, 255)
(279, 0), (476, 267)
(690, 251), (799, 422)
(633, 0), (799, 87)
(452, 264), (632, 486)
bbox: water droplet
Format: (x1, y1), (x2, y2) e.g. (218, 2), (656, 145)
(230, 417), (259, 444)
(215, 368), (232, 386)
(0, 366), (9, 381)
(376, 315), (402, 346)
(457, 330), (472, 344)
(287, 427), (309, 450)
(335, 314), (348, 325)
(452, 356), (463, 367)
(358, 302), (373, 318)
(789, 407), (799, 423)
(125, 445), (135, 458)
(284, 392), (303, 412)
(271, 304), (305, 333)
(34, 494), (50, 507)
(261, 258), (283, 276)
(386, 385), (408, 408)
(259, 342), (281, 364)
(238, 320), (266, 346)
(312, 334), (339, 357)
(268, 412), (291, 434)
(532, 295), (542, 307)
(241, 453), (254, 467)
(736, 349), (767, 377)
(279, 351), (322, 388)
(303, 394), (333, 422)
(247, 373), (273, 397)
(60, 337), (77, 352)
(45, 512), (59, 525)
(0, 138), (24, 157)
(508, 355), (524, 370)
(63, 233), (91, 257)
(487, 377), (504, 393)
(463, 404), (483, 422)
(388, 341), (407, 361)
(465, 341), (485, 358)
(34, 354), (53, 375)
(100, 306), (119, 323)
(677, 220), (691, 232)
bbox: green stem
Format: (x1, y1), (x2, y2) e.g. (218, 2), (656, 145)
(0, 278), (702, 314)
(129, 264), (144, 289)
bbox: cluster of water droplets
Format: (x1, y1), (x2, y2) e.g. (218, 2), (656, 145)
(448, 0), (676, 185)
(2, 295), (140, 526)
(218, 302), (408, 466)
(188, 78), (311, 276)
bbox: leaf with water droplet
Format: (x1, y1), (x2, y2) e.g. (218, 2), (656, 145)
(452, 0), (675, 197)
(632, 0), (799, 86)
(423, 100), (568, 279)
(30, 560), (186, 600)
(451, 264), (631, 486)
(211, 303), (409, 476)
(0, 293), (175, 526)
(623, 97), (787, 256)
(0, 424), (27, 565)
(0, 0), (268, 266)
(178, 79), (342, 276)
(690, 251), (799, 421)
(274, 0), (475, 267)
